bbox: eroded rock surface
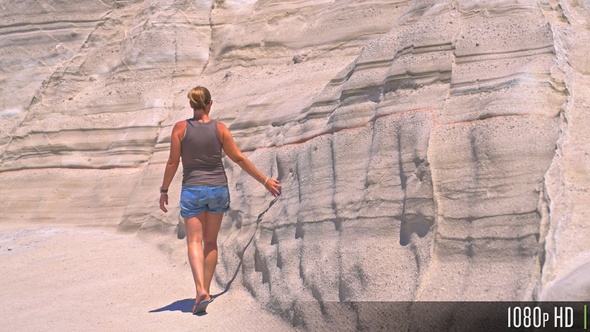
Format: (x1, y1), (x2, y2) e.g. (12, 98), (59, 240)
(1, 0), (589, 328)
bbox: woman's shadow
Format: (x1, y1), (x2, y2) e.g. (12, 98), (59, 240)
(149, 298), (195, 313)
(149, 197), (279, 314)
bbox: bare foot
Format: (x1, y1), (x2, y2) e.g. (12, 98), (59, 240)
(193, 292), (211, 313)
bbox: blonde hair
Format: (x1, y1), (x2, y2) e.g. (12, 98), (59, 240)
(187, 86), (211, 110)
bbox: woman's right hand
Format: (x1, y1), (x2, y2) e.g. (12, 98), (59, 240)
(264, 178), (282, 197)
(159, 193), (168, 213)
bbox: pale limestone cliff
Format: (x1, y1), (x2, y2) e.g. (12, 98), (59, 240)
(1, 0), (589, 328)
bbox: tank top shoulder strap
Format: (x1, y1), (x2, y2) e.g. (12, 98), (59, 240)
(210, 119), (222, 146)
(183, 118), (192, 139)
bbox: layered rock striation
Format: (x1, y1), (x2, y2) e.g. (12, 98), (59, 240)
(1, 0), (589, 327)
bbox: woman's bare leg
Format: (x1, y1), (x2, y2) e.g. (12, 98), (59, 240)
(184, 213), (209, 307)
(202, 212), (223, 294)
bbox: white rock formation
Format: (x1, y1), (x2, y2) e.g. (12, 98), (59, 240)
(1, 0), (589, 327)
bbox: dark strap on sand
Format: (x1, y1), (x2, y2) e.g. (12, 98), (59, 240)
(213, 196), (280, 299)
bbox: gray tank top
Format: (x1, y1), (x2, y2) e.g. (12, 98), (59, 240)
(181, 119), (228, 186)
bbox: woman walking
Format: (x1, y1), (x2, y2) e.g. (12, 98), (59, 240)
(159, 86), (281, 314)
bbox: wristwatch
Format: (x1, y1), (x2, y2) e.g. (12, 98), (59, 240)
(160, 186), (168, 194)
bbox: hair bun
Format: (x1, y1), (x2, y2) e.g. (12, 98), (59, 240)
(188, 86), (211, 110)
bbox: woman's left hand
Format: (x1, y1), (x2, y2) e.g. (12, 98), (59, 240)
(264, 178), (282, 197)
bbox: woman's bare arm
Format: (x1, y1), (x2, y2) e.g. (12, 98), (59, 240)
(160, 121), (185, 212)
(218, 122), (281, 196)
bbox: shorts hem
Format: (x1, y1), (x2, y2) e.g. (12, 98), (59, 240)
(181, 210), (228, 219)
(206, 210), (227, 215)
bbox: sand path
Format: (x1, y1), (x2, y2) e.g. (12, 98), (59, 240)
(0, 224), (294, 331)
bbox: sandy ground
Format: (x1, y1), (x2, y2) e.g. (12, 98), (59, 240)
(0, 224), (295, 332)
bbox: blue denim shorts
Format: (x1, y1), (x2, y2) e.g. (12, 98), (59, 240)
(180, 185), (230, 218)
